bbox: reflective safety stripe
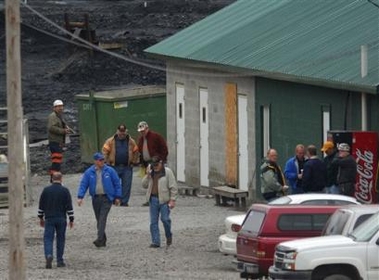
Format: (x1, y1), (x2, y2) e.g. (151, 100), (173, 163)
(51, 152), (63, 163)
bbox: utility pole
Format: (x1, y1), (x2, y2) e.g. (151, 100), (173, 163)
(5, 0), (26, 278)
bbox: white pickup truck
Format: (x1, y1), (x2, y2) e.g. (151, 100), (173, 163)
(268, 209), (379, 280)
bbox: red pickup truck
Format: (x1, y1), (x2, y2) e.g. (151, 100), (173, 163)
(236, 204), (341, 279)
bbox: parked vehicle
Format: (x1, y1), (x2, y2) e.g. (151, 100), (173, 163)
(235, 204), (341, 279)
(322, 204), (379, 236)
(269, 209), (379, 280)
(218, 194), (360, 255)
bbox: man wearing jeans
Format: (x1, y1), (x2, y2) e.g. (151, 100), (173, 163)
(77, 152), (121, 247)
(102, 124), (139, 206)
(38, 172), (74, 269)
(142, 156), (178, 248)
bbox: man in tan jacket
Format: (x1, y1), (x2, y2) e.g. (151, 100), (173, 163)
(142, 156), (178, 248)
(102, 124), (139, 206)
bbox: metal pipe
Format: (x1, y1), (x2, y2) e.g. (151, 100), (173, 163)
(361, 45), (368, 131)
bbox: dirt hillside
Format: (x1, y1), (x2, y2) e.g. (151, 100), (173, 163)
(0, 0), (235, 175)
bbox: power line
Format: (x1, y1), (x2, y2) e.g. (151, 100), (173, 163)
(19, 1), (378, 81)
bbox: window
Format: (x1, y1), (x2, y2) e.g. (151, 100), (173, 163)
(278, 214), (331, 231)
(241, 210), (265, 235)
(353, 214), (374, 230)
(322, 212), (350, 235)
(301, 199), (356, 206)
(262, 105), (270, 154)
(322, 105), (330, 143)
(352, 212), (379, 242)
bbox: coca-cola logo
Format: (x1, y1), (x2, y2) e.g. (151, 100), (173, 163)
(355, 149), (374, 204)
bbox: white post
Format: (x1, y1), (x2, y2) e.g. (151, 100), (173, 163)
(361, 45), (368, 131)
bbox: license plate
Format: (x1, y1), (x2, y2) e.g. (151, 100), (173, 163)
(237, 262), (244, 271)
(244, 263), (258, 274)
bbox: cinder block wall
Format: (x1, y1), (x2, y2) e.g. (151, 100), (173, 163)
(166, 62), (256, 194)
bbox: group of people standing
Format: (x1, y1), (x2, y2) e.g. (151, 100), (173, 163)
(261, 141), (357, 201)
(40, 100), (177, 269)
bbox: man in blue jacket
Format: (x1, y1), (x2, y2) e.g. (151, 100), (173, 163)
(284, 144), (306, 194)
(77, 152), (121, 247)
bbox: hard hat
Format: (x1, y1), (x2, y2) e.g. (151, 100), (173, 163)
(53, 100), (64, 107)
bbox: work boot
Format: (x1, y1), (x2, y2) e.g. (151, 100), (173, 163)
(57, 262), (66, 268)
(93, 239), (106, 247)
(166, 237), (172, 246)
(46, 255), (53, 269)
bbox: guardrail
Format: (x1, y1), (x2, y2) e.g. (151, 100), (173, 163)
(0, 107), (32, 208)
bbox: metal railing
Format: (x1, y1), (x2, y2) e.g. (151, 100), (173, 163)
(0, 107), (32, 207)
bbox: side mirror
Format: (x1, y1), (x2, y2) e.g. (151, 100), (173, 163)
(232, 224), (242, 232)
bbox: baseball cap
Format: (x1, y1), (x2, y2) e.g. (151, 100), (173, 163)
(137, 121), (149, 132)
(53, 100), (64, 107)
(321, 141), (334, 152)
(338, 143), (350, 152)
(151, 156), (162, 166)
(93, 152), (105, 161)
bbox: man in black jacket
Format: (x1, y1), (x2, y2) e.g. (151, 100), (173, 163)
(302, 145), (327, 193)
(321, 141), (339, 194)
(38, 172), (74, 269)
(333, 143), (357, 197)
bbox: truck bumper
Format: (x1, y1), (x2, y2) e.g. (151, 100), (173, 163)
(268, 266), (312, 280)
(236, 260), (260, 279)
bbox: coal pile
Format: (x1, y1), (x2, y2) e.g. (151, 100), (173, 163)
(0, 0), (235, 174)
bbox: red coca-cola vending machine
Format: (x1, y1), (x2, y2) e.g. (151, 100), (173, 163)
(327, 131), (379, 204)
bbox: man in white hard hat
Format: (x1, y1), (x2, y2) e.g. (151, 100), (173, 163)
(47, 100), (71, 182)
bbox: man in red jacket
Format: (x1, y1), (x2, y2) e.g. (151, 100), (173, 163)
(137, 121), (168, 167)
(137, 121), (168, 206)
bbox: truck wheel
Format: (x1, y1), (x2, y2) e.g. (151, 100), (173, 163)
(324, 275), (352, 280)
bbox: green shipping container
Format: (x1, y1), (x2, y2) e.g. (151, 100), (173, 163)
(75, 86), (166, 163)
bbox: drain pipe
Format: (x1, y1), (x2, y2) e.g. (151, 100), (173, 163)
(361, 45), (368, 131)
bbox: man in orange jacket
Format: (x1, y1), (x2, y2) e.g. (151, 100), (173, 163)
(102, 124), (139, 206)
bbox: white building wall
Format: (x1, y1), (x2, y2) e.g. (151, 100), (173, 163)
(166, 62), (256, 190)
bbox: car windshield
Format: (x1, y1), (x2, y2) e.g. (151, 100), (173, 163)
(350, 211), (379, 242)
(268, 196), (357, 206)
(240, 210), (265, 235)
(269, 196), (291, 204)
(322, 210), (350, 235)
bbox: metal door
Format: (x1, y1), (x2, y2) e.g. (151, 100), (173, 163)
(200, 88), (209, 187)
(238, 95), (249, 191)
(176, 85), (185, 182)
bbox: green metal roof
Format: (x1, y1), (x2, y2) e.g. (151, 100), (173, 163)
(146, 0), (379, 94)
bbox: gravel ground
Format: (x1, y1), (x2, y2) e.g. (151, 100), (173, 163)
(0, 170), (243, 280)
